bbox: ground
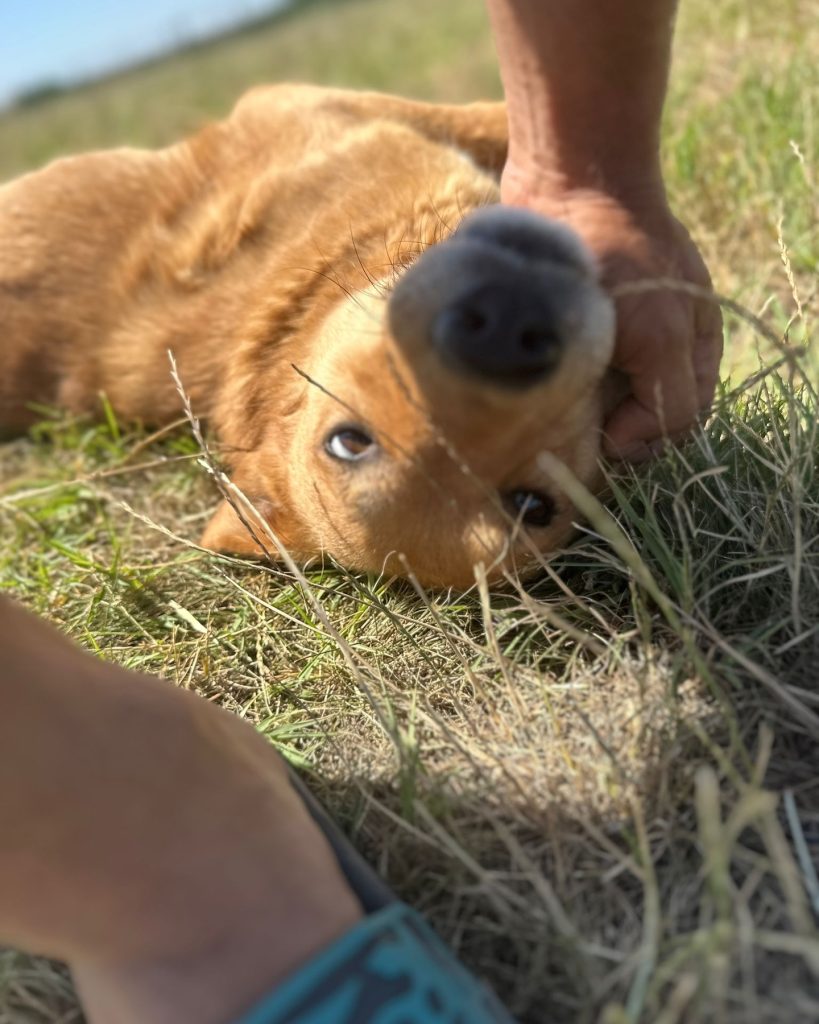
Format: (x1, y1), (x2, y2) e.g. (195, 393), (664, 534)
(0, 1), (817, 1022)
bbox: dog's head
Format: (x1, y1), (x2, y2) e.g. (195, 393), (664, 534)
(203, 206), (616, 587)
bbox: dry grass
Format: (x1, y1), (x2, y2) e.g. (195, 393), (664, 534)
(1, 1), (818, 1022)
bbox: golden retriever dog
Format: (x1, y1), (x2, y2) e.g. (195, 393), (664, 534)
(0, 85), (617, 588)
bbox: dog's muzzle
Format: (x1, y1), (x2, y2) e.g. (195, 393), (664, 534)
(389, 205), (608, 389)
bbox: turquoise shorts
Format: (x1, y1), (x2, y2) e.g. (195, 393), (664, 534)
(234, 901), (514, 1024)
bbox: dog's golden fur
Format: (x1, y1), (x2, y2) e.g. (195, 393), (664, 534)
(0, 85), (615, 587)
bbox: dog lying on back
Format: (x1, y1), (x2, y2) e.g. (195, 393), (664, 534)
(0, 84), (617, 588)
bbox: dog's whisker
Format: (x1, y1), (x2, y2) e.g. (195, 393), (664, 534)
(348, 226), (384, 295)
(424, 192), (456, 239)
(302, 231), (389, 316)
(292, 263), (384, 323)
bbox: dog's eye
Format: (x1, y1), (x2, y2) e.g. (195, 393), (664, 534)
(325, 427), (375, 462)
(504, 489), (556, 528)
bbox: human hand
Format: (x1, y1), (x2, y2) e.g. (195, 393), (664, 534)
(501, 167), (723, 462)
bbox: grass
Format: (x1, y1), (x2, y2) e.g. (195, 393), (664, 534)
(1, 0), (818, 1022)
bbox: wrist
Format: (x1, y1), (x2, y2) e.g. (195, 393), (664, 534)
(498, 161), (680, 263)
(501, 154), (668, 219)
(486, 0), (677, 218)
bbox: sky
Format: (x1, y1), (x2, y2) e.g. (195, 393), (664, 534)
(0, 0), (289, 106)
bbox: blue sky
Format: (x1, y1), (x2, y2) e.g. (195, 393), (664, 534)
(1, 0), (288, 106)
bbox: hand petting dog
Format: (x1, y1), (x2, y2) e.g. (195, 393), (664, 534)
(487, 0), (722, 463)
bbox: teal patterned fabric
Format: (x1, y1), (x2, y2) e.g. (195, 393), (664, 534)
(235, 902), (514, 1024)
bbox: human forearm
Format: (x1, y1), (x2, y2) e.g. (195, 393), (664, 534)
(486, 0), (678, 200)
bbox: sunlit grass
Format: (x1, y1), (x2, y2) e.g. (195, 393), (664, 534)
(1, 0), (818, 1021)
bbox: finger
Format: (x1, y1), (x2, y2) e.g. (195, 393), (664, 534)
(600, 427), (665, 465)
(605, 336), (699, 456)
(602, 397), (672, 460)
(692, 306), (724, 411)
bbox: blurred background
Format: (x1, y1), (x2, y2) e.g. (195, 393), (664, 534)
(1, 0), (816, 372)
(0, 0), (501, 175)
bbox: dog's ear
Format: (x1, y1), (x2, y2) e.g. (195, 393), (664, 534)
(200, 495), (276, 557)
(199, 461), (293, 558)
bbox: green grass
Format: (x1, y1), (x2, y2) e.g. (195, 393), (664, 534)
(1, 1), (818, 1022)
(0, 0), (499, 179)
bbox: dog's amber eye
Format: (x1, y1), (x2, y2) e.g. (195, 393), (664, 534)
(325, 427), (375, 462)
(504, 489), (556, 528)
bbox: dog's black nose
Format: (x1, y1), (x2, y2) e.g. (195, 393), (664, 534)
(432, 281), (564, 385)
(388, 206), (612, 392)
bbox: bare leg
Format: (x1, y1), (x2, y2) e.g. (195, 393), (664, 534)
(0, 596), (362, 1024)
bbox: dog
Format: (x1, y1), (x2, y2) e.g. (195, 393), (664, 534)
(0, 84), (618, 587)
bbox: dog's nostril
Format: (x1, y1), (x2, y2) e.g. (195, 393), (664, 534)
(431, 282), (566, 387)
(519, 327), (554, 353)
(459, 307), (488, 333)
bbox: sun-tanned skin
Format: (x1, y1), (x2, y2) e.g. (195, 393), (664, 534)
(486, 0), (723, 462)
(0, 595), (362, 1024)
(0, 85), (616, 588)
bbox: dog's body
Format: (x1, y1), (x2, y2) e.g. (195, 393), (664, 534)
(0, 86), (507, 431)
(1, 85), (616, 586)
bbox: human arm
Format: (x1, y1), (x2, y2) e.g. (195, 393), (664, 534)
(0, 596), (361, 1024)
(485, 0), (723, 459)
